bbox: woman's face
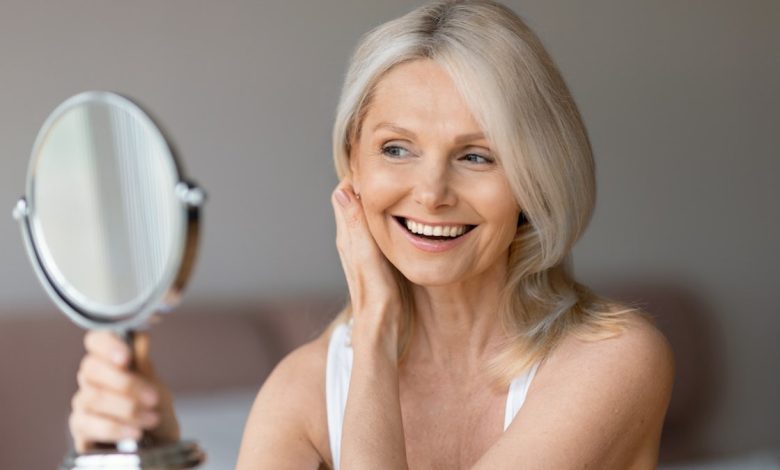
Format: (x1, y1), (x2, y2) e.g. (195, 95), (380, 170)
(349, 59), (520, 287)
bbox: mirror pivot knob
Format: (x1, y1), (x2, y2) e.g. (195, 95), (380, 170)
(176, 182), (207, 207)
(12, 197), (28, 221)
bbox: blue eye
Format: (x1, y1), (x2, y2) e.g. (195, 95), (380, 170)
(462, 153), (493, 164)
(381, 145), (410, 158)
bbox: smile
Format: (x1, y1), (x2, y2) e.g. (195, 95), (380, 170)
(393, 216), (477, 242)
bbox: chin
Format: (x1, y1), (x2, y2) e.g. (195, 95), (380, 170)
(394, 263), (464, 287)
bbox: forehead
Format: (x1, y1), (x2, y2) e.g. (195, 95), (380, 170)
(362, 59), (483, 136)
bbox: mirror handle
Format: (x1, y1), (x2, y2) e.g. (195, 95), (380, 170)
(116, 330), (155, 453)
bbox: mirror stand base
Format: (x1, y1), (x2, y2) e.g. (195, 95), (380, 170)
(60, 440), (205, 469)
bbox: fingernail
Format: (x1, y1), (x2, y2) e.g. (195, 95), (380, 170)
(335, 189), (350, 207)
(122, 426), (141, 439)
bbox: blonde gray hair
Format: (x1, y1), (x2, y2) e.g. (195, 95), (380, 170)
(330, 0), (635, 384)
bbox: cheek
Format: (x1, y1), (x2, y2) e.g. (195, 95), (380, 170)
(474, 178), (518, 218)
(356, 174), (402, 243)
(360, 197), (390, 236)
(360, 196), (401, 267)
(355, 159), (407, 215)
(361, 171), (398, 199)
(477, 182), (520, 243)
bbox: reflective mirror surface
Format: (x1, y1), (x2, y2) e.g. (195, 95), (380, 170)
(28, 92), (185, 321)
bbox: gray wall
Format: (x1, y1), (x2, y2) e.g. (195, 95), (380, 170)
(1, 0), (777, 462)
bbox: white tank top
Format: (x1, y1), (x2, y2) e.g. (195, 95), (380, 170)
(325, 322), (539, 470)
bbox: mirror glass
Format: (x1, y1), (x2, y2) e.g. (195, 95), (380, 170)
(28, 93), (185, 321)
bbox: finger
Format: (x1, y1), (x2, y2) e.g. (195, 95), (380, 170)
(78, 355), (159, 407)
(332, 183), (364, 229)
(332, 184), (369, 274)
(332, 184), (356, 254)
(332, 182), (396, 309)
(84, 330), (130, 367)
(331, 184), (350, 240)
(332, 184), (364, 302)
(332, 183), (375, 253)
(69, 410), (141, 450)
(72, 386), (160, 429)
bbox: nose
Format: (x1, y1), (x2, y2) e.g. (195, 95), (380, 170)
(412, 159), (456, 211)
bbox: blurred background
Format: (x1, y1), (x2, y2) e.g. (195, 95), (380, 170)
(0, 1), (778, 468)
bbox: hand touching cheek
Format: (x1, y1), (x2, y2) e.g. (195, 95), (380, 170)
(331, 180), (402, 359)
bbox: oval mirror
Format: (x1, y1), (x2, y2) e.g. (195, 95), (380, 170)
(13, 91), (206, 468)
(14, 91), (204, 330)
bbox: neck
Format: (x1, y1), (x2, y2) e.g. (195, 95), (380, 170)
(406, 261), (508, 374)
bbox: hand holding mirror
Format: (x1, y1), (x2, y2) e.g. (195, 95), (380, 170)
(13, 91), (206, 469)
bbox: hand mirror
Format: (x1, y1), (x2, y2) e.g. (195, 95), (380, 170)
(13, 91), (206, 469)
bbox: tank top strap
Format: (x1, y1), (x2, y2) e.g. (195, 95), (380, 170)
(325, 321), (353, 470)
(503, 361), (540, 431)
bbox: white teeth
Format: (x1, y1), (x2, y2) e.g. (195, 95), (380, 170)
(403, 218), (468, 238)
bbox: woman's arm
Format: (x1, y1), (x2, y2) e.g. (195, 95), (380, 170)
(341, 308), (408, 470)
(236, 338), (328, 470)
(331, 183), (409, 470)
(471, 315), (675, 470)
(238, 181), (409, 470)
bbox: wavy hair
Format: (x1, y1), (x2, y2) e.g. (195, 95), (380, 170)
(329, 0), (635, 385)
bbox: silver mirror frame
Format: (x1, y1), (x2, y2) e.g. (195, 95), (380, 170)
(13, 91), (206, 331)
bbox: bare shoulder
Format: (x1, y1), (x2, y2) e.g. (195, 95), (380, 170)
(545, 310), (675, 396)
(474, 311), (674, 469)
(534, 310), (675, 427)
(547, 313), (674, 380)
(236, 328), (332, 470)
(533, 310), (674, 467)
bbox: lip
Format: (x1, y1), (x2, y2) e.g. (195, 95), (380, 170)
(398, 215), (474, 227)
(392, 216), (476, 253)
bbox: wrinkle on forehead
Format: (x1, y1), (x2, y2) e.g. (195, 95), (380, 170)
(361, 59), (486, 147)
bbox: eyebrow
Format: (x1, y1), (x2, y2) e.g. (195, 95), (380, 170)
(372, 121), (487, 145)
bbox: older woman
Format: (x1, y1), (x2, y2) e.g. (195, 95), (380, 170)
(69, 1), (674, 469)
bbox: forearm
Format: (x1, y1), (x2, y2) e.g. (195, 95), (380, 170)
(340, 313), (408, 470)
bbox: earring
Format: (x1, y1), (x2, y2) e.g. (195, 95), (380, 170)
(355, 192), (361, 200)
